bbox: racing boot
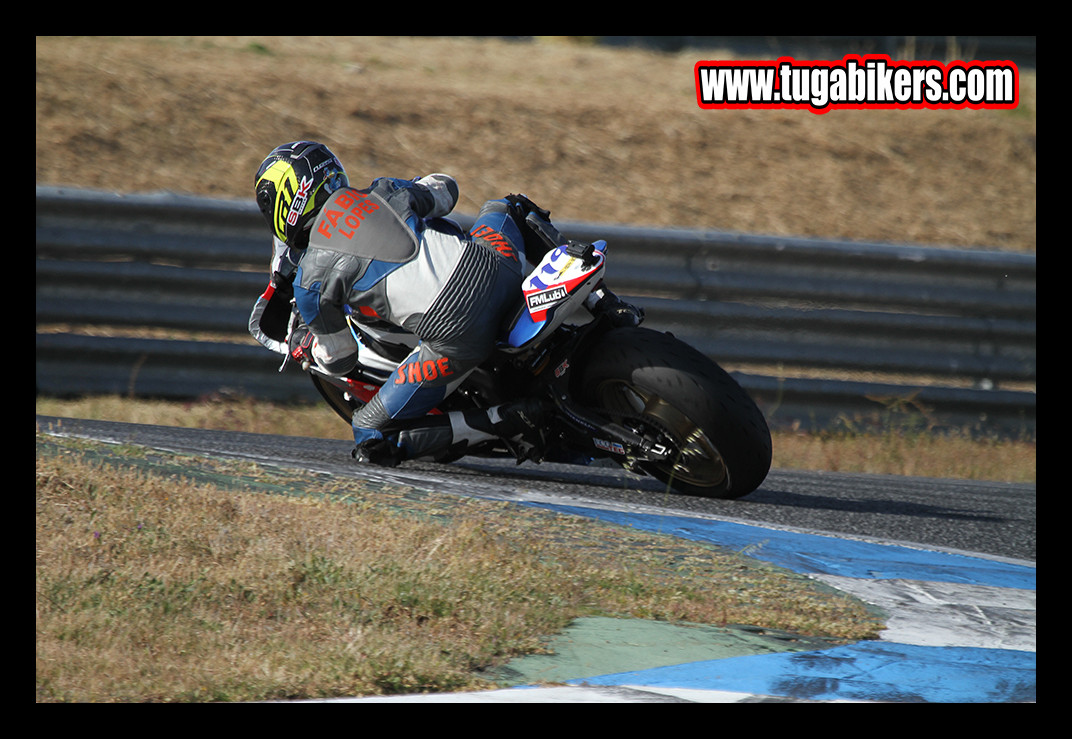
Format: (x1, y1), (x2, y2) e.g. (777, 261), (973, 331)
(352, 433), (406, 467)
(353, 399), (549, 467)
(422, 398), (548, 463)
(480, 398), (548, 463)
(585, 286), (645, 328)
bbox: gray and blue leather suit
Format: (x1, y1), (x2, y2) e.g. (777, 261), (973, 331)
(290, 174), (539, 460)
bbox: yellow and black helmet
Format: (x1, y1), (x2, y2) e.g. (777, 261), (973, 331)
(254, 141), (349, 249)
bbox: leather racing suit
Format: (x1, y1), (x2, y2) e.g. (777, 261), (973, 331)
(255, 173), (547, 463)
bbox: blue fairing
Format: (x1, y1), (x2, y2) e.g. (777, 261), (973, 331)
(505, 240), (608, 349)
(506, 307), (545, 348)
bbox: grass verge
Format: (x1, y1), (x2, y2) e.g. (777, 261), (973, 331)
(36, 433), (883, 703)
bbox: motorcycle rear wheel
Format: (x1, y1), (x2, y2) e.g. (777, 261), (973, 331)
(579, 327), (772, 499)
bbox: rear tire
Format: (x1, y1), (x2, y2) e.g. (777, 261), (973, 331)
(578, 327), (771, 499)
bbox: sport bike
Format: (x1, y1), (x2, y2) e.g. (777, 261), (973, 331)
(283, 216), (772, 499)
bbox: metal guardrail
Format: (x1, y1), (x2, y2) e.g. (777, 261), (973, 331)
(36, 186), (1035, 437)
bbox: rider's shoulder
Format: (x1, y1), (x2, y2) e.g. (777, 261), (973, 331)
(366, 177), (418, 195)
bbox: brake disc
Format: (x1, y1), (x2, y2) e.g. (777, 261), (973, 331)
(596, 380), (727, 489)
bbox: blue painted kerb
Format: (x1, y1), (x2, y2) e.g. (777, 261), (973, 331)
(528, 503), (1035, 591)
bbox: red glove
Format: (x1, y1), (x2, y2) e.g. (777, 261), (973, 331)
(288, 325), (316, 365)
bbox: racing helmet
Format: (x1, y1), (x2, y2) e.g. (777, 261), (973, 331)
(254, 141), (349, 248)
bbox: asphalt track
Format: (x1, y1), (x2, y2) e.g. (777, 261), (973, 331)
(36, 416), (1036, 703)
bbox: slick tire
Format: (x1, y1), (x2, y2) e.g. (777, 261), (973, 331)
(579, 327), (772, 499)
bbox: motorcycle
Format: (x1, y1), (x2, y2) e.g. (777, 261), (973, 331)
(280, 215), (772, 500)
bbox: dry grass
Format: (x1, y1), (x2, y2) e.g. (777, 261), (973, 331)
(774, 427), (1035, 483)
(36, 36), (1035, 253)
(36, 435), (881, 702)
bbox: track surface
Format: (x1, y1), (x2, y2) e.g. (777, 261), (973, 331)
(36, 415), (1034, 563)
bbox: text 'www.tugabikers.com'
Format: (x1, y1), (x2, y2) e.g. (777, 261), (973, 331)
(694, 54), (1019, 114)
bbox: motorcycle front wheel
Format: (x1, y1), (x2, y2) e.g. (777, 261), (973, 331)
(311, 373), (361, 424)
(578, 327), (772, 499)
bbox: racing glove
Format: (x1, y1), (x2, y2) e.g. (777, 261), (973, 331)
(287, 324), (317, 367)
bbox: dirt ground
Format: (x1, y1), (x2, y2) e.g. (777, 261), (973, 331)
(36, 36), (1035, 253)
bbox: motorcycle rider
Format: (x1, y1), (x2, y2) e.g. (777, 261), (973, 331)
(248, 140), (642, 467)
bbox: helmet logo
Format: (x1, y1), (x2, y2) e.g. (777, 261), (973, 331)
(286, 175), (314, 226)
